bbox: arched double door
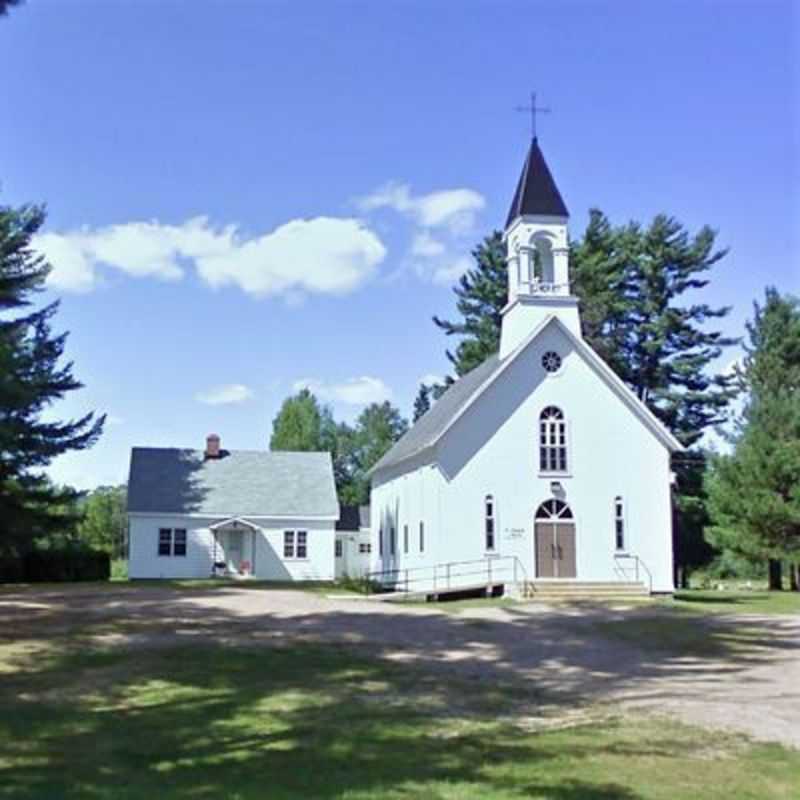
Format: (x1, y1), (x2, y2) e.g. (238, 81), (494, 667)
(534, 499), (576, 578)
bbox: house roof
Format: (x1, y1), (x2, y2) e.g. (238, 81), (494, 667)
(371, 316), (682, 477)
(506, 137), (569, 225)
(335, 505), (371, 531)
(127, 448), (339, 518)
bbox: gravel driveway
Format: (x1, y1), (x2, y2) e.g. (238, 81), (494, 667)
(2, 584), (798, 748)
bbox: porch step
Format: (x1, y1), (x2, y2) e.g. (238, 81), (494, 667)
(522, 580), (649, 599)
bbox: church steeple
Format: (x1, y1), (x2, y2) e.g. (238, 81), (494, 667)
(499, 138), (581, 358)
(506, 137), (569, 226)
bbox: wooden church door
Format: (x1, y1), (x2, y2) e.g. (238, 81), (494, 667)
(534, 500), (576, 579)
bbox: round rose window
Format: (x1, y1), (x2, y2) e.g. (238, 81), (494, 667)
(541, 351), (562, 373)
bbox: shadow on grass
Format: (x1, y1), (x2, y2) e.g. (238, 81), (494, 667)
(0, 643), (657, 800)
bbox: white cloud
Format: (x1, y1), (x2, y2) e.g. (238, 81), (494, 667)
(411, 231), (445, 258)
(35, 216), (386, 299)
(359, 182), (485, 234)
(292, 376), (392, 406)
(195, 383), (254, 406)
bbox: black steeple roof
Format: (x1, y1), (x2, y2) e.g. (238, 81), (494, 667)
(506, 137), (569, 226)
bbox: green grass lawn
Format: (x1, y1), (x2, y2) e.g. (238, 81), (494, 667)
(669, 589), (800, 616)
(0, 637), (797, 799)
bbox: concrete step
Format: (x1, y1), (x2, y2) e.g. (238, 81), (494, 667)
(523, 581), (649, 598)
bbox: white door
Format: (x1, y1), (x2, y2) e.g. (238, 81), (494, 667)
(227, 531), (243, 573)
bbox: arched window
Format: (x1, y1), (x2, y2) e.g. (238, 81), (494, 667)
(485, 495), (495, 551)
(614, 497), (625, 550)
(539, 407), (567, 473)
(535, 499), (573, 520)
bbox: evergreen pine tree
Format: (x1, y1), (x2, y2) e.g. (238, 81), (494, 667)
(413, 383), (432, 422)
(0, 203), (105, 556)
(706, 288), (800, 589)
(432, 231), (507, 376)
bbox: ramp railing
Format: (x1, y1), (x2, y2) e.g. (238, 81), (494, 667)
(364, 555), (527, 597)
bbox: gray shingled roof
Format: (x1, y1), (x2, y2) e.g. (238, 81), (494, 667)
(371, 355), (503, 474)
(127, 449), (339, 517)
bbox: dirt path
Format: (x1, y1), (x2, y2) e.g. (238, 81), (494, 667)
(2, 585), (798, 748)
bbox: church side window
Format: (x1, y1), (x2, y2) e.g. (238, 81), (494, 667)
(485, 495), (495, 551)
(614, 497), (625, 551)
(403, 524), (409, 554)
(390, 526), (396, 556)
(539, 406), (567, 473)
(419, 521), (425, 553)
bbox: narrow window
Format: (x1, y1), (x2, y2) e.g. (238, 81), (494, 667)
(539, 406), (567, 473)
(390, 526), (396, 555)
(485, 495), (495, 551)
(173, 529), (187, 557)
(614, 497), (625, 550)
(335, 539), (343, 558)
(419, 521), (425, 553)
(403, 524), (409, 554)
(283, 530), (295, 559)
(379, 527), (383, 556)
(297, 531), (308, 559)
(158, 528), (172, 556)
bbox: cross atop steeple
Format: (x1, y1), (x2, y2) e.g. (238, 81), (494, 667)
(515, 91), (551, 139)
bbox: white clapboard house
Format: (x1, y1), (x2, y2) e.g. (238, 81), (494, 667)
(368, 137), (683, 595)
(127, 436), (341, 580)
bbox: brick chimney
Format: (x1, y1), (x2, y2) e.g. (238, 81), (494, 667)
(205, 433), (221, 459)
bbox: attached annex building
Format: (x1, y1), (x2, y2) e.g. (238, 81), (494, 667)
(369, 137), (682, 594)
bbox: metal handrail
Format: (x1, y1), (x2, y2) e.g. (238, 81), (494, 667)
(365, 555), (527, 596)
(613, 553), (653, 594)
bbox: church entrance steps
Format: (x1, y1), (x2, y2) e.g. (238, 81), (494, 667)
(521, 580), (649, 599)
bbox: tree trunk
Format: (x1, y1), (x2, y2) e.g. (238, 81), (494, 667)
(790, 563), (799, 592)
(768, 559), (783, 591)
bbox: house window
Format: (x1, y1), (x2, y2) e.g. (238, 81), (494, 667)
(419, 521), (425, 553)
(283, 530), (307, 559)
(539, 406), (567, 473)
(158, 528), (172, 556)
(485, 495), (495, 551)
(335, 539), (343, 558)
(173, 529), (187, 557)
(379, 527), (383, 556)
(359, 542), (372, 554)
(403, 524), (409, 554)
(389, 526), (396, 555)
(614, 497), (625, 550)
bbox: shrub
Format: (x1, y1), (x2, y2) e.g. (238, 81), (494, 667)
(0, 541), (111, 583)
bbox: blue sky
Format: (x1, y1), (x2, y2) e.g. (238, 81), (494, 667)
(1, 0), (797, 489)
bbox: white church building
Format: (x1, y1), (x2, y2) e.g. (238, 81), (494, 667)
(369, 137), (682, 594)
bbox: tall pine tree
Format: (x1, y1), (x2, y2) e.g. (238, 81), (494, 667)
(706, 288), (800, 589)
(432, 231), (507, 376)
(0, 203), (105, 556)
